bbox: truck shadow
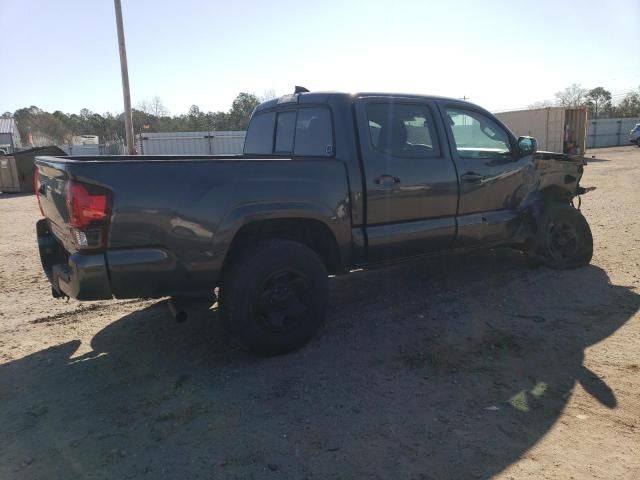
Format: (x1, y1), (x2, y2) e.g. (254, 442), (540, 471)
(0, 192), (34, 200)
(1, 249), (638, 479)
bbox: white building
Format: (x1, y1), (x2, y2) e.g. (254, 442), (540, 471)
(0, 117), (22, 154)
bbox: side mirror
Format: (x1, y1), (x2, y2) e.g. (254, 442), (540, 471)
(517, 136), (537, 156)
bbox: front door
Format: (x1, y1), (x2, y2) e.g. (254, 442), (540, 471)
(441, 104), (535, 247)
(355, 98), (459, 262)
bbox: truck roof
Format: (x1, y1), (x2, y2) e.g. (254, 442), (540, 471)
(255, 91), (477, 112)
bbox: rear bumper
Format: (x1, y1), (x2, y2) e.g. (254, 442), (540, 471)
(55, 251), (112, 300)
(37, 219), (112, 300)
(37, 219), (197, 301)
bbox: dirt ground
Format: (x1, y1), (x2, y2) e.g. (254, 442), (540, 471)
(1, 146), (639, 479)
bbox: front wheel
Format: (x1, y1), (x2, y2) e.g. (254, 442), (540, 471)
(528, 203), (593, 269)
(221, 240), (328, 355)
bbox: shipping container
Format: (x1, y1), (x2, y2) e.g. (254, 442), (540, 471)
(496, 107), (587, 154)
(0, 146), (66, 193)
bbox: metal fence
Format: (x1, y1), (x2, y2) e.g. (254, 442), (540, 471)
(57, 132), (245, 156)
(60, 140), (125, 156)
(587, 117), (640, 148)
(137, 131), (245, 155)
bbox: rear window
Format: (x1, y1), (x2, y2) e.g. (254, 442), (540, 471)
(244, 112), (275, 154)
(244, 107), (334, 157)
(274, 111), (296, 153)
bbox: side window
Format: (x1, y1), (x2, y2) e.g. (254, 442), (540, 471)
(366, 103), (439, 158)
(294, 108), (334, 156)
(274, 111), (296, 154)
(446, 109), (512, 159)
(243, 112), (275, 155)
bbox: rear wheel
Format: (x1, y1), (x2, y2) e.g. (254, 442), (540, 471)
(221, 240), (328, 355)
(529, 203), (593, 269)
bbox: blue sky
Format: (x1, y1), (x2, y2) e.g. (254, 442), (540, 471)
(1, 0), (638, 115)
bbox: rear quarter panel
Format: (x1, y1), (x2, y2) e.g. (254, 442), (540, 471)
(62, 158), (351, 295)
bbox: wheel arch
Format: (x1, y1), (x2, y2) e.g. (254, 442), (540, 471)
(220, 216), (345, 277)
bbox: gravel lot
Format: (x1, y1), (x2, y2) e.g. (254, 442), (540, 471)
(1, 146), (639, 479)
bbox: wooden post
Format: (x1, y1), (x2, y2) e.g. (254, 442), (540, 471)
(114, 0), (136, 155)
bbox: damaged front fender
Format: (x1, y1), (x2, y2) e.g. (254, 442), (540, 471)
(512, 151), (593, 244)
(533, 151), (589, 203)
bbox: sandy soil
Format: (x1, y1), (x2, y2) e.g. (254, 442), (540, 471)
(0, 146), (638, 479)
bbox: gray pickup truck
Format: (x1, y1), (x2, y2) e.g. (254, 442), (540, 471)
(35, 90), (593, 354)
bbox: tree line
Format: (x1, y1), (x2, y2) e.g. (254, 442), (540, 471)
(1, 92), (262, 145)
(4, 85), (638, 146)
(530, 84), (640, 119)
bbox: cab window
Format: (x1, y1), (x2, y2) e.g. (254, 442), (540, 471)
(294, 108), (334, 156)
(366, 103), (439, 158)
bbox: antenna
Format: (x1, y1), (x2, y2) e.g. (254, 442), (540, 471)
(294, 86), (310, 94)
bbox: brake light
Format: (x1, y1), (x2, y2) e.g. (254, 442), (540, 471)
(66, 181), (110, 227)
(66, 180), (112, 250)
(34, 169), (44, 216)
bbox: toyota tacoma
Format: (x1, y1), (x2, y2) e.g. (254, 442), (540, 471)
(35, 90), (593, 354)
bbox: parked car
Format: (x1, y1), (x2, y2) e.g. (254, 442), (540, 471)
(34, 90), (594, 354)
(629, 123), (640, 146)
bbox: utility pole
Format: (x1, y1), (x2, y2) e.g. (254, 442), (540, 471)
(114, 0), (136, 155)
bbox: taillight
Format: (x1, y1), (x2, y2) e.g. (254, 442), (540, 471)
(66, 181), (109, 227)
(34, 169), (44, 216)
(66, 180), (112, 250)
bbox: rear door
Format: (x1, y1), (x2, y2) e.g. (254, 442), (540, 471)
(355, 97), (458, 261)
(440, 103), (534, 247)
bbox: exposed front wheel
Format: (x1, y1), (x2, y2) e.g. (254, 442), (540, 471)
(529, 203), (593, 269)
(221, 240), (328, 355)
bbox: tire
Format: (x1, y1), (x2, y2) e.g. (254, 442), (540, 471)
(221, 240), (328, 355)
(529, 203), (593, 269)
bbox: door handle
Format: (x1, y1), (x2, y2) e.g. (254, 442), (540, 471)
(374, 174), (401, 186)
(460, 172), (484, 183)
